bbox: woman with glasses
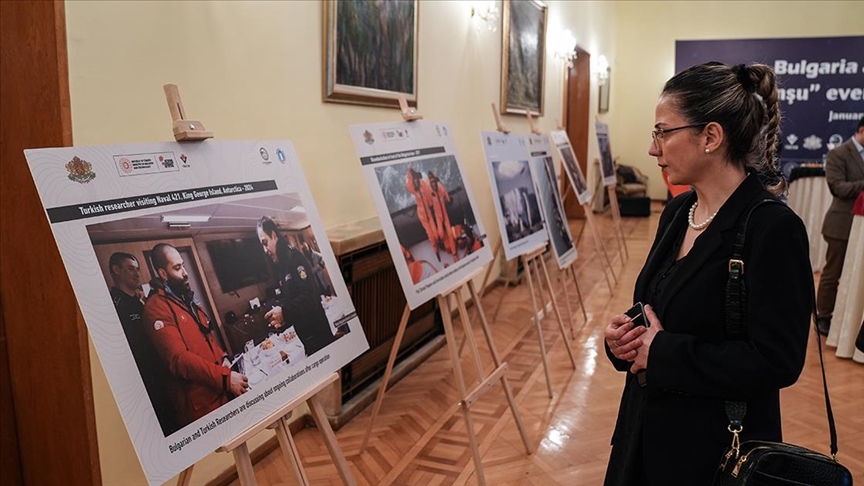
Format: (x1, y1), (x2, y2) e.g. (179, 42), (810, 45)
(602, 62), (812, 485)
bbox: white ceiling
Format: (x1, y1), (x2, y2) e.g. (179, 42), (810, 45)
(87, 194), (309, 243)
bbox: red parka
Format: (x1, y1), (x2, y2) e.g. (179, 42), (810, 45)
(144, 287), (230, 428)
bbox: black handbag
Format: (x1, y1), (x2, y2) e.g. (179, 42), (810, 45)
(713, 199), (853, 485)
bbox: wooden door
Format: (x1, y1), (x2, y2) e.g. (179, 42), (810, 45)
(561, 47), (591, 219)
(0, 1), (102, 484)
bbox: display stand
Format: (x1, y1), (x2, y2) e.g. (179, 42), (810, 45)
(526, 114), (588, 332)
(164, 85), (355, 486)
(177, 374), (354, 486)
(598, 157), (629, 263)
(561, 184), (617, 292)
(520, 243), (578, 397)
(360, 99), (532, 486)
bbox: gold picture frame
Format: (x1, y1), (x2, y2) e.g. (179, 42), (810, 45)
(323, 0), (419, 109)
(500, 0), (547, 116)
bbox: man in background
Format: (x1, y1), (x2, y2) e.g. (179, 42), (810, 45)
(108, 252), (176, 435)
(817, 117), (864, 335)
(144, 243), (248, 429)
(257, 217), (336, 357)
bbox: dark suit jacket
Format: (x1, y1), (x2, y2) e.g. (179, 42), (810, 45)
(822, 138), (864, 240)
(604, 174), (813, 485)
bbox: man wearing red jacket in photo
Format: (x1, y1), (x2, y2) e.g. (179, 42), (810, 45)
(144, 243), (248, 429)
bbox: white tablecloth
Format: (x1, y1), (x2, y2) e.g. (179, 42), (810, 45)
(238, 326), (307, 388)
(787, 176), (832, 272)
(826, 214), (864, 364)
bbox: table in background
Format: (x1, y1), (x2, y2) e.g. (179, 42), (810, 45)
(826, 192), (864, 364)
(786, 166), (832, 272)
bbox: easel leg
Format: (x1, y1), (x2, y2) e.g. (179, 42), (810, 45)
(491, 259), (517, 322)
(460, 239), (502, 358)
(537, 256), (577, 369)
(232, 443), (257, 486)
(468, 280), (533, 454)
(275, 416), (309, 486)
(455, 291), (487, 380)
(560, 274), (576, 340)
(606, 186), (629, 261)
(522, 255), (553, 398)
(570, 265), (588, 325)
(535, 256), (553, 320)
(176, 466), (193, 486)
(584, 208), (617, 291)
(437, 294), (487, 486)
(360, 305), (411, 452)
(308, 395), (357, 486)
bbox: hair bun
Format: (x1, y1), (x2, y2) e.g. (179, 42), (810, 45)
(732, 64), (757, 93)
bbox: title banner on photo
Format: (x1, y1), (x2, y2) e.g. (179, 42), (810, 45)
(675, 36), (864, 173)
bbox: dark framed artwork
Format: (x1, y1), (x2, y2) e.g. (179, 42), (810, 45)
(323, 0), (419, 108)
(500, 0), (547, 116)
(599, 69), (611, 114)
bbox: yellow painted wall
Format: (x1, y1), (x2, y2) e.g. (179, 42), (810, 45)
(610, 1), (864, 200)
(64, 1), (616, 483)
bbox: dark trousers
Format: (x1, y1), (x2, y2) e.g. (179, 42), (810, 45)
(816, 236), (849, 319)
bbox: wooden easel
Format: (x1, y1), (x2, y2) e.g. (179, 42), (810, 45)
(525, 112), (588, 333)
(562, 183), (617, 292)
(165, 84), (355, 486)
(520, 243), (578, 397)
(485, 109), (577, 398)
(599, 158), (629, 263)
(360, 98), (532, 486)
(177, 374), (354, 486)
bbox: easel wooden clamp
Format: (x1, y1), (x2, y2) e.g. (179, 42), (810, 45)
(164, 84), (355, 486)
(526, 112), (541, 135)
(398, 94), (423, 121)
(163, 84), (213, 141)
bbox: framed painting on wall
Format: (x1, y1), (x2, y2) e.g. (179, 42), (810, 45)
(500, 0), (547, 116)
(323, 0), (419, 109)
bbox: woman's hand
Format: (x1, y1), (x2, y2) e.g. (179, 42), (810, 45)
(605, 312), (648, 362)
(630, 304), (664, 374)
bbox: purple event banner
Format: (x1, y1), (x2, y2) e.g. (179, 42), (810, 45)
(676, 36), (864, 175)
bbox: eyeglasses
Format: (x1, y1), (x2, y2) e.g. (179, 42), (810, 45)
(651, 123), (708, 148)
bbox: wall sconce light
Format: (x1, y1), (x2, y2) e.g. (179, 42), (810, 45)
(553, 29), (578, 68)
(470, 1), (499, 32)
(597, 55), (610, 86)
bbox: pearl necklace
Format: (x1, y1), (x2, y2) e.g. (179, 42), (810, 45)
(688, 201), (719, 231)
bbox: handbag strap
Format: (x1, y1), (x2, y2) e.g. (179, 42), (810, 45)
(723, 198), (839, 460)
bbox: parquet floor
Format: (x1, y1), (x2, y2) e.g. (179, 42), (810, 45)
(236, 204), (864, 485)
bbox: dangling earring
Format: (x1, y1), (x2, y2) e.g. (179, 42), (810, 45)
(705, 148), (710, 153)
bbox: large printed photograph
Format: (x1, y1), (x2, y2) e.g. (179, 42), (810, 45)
(374, 155), (485, 285)
(87, 194), (355, 436)
(559, 144), (590, 203)
(596, 122), (617, 186)
(531, 156), (577, 269)
(491, 159), (543, 244)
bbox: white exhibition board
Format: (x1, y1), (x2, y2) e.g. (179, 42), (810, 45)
(349, 120), (493, 310)
(549, 129), (592, 205)
(595, 122), (618, 186)
(528, 134), (578, 269)
(480, 131), (548, 261)
(24, 140), (368, 485)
